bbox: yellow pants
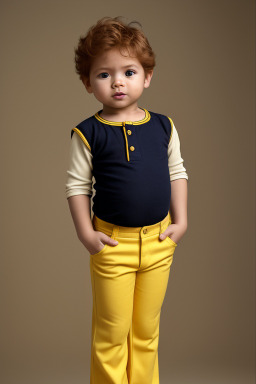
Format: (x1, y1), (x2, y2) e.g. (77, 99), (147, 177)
(89, 211), (177, 384)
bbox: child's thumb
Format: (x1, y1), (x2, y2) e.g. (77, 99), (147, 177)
(109, 238), (119, 245)
(159, 233), (166, 240)
(101, 233), (118, 246)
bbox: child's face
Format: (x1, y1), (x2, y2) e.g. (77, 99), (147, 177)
(84, 47), (153, 111)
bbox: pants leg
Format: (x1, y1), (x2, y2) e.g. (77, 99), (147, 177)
(128, 229), (175, 384)
(89, 212), (177, 384)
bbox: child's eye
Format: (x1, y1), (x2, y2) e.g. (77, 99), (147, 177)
(126, 70), (136, 77)
(98, 72), (109, 79)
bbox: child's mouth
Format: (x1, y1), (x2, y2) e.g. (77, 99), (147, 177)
(113, 93), (126, 100)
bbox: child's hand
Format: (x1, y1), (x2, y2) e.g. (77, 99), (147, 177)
(159, 223), (187, 245)
(85, 230), (119, 255)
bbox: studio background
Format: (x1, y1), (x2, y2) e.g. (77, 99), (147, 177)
(0, 0), (255, 383)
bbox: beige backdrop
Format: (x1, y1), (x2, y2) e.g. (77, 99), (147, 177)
(0, 0), (255, 383)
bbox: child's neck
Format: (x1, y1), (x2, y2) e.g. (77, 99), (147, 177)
(99, 105), (145, 122)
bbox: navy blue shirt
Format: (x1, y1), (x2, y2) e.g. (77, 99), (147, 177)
(71, 108), (174, 227)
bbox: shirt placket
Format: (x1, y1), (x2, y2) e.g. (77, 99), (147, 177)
(122, 122), (142, 162)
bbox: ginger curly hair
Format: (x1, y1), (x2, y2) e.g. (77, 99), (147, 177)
(74, 16), (156, 84)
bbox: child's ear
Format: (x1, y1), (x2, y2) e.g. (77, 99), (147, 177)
(144, 70), (153, 89)
(83, 77), (93, 93)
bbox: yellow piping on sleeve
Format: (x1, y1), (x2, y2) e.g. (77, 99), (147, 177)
(72, 127), (91, 152)
(167, 117), (174, 144)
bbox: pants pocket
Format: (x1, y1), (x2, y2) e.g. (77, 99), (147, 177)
(165, 235), (178, 247)
(163, 216), (178, 247)
(90, 227), (115, 257)
(90, 242), (110, 257)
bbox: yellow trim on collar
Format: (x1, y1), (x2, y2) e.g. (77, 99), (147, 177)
(72, 128), (91, 151)
(168, 116), (174, 144)
(94, 108), (151, 126)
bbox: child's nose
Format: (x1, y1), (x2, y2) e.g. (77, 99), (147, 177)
(112, 77), (125, 87)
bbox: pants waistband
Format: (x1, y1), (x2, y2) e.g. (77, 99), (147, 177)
(92, 212), (172, 239)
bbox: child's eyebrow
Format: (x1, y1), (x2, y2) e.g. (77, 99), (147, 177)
(93, 64), (139, 73)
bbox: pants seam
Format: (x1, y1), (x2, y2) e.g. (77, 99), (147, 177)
(91, 267), (97, 384)
(130, 320), (134, 383)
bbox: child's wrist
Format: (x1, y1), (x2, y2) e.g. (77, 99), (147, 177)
(172, 221), (188, 231)
(78, 229), (95, 245)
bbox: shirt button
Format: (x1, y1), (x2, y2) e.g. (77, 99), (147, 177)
(130, 146), (135, 151)
(127, 130), (132, 135)
(143, 228), (147, 234)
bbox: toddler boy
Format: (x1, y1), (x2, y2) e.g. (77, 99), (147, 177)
(66, 16), (188, 384)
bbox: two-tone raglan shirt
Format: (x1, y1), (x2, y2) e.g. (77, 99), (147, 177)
(65, 108), (188, 227)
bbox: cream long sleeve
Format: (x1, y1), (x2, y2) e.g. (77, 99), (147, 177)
(65, 130), (93, 198)
(65, 122), (188, 199)
(167, 123), (188, 182)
